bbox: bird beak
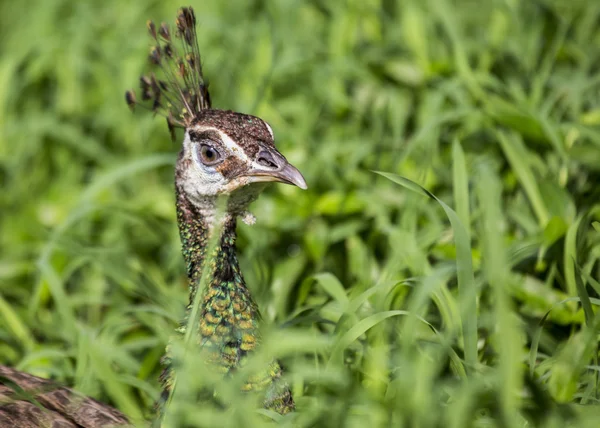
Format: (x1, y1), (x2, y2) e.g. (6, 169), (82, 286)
(246, 162), (308, 190)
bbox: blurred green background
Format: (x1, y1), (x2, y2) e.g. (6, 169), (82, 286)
(2, 0), (600, 426)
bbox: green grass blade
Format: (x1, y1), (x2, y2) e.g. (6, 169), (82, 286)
(310, 272), (349, 308)
(564, 216), (584, 299)
(475, 164), (520, 425)
(375, 171), (478, 371)
(452, 139), (471, 242)
(496, 130), (550, 226)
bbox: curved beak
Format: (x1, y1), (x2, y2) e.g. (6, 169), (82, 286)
(246, 162), (308, 190)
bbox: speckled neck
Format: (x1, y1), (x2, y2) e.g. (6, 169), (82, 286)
(175, 185), (228, 288)
(175, 185), (261, 365)
(158, 185), (294, 417)
(159, 186), (260, 406)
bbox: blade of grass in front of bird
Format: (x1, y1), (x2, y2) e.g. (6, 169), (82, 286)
(451, 140), (477, 370)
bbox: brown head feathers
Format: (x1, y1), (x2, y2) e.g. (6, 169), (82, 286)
(125, 7), (211, 138)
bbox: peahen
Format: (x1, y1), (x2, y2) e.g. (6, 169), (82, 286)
(0, 6), (304, 426)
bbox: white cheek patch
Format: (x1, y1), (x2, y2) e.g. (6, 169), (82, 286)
(181, 129), (227, 198)
(181, 160), (225, 198)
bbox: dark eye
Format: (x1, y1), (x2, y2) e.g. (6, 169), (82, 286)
(197, 144), (222, 166)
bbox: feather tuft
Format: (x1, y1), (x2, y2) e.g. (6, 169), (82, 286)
(147, 20), (157, 39)
(125, 90), (136, 111)
(125, 7), (210, 130)
(159, 22), (171, 41)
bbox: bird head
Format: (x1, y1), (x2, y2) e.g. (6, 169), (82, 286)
(176, 109), (306, 215)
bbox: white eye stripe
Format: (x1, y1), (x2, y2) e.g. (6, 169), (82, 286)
(216, 131), (276, 171)
(218, 132), (250, 162)
(264, 122), (274, 139)
(187, 126), (251, 163)
(187, 124), (278, 171)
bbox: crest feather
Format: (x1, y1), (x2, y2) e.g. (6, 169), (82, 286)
(125, 7), (211, 137)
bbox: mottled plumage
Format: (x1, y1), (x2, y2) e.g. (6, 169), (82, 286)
(0, 365), (129, 427)
(191, 109), (276, 159)
(177, 186), (261, 368)
(158, 183), (296, 415)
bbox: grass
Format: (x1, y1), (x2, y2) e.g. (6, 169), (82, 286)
(2, 0), (600, 426)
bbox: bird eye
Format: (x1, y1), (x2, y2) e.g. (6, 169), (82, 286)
(197, 144), (222, 166)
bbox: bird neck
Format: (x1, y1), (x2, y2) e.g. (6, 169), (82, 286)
(174, 186), (260, 366)
(175, 187), (240, 294)
(158, 186), (294, 417)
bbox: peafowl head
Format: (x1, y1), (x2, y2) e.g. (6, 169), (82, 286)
(126, 7), (306, 219)
(176, 110), (306, 212)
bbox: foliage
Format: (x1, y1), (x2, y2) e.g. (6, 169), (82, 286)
(2, 0), (600, 426)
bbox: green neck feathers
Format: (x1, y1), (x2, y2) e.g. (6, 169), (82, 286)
(175, 187), (261, 370)
(158, 186), (294, 417)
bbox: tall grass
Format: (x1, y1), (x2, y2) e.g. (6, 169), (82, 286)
(2, 0), (600, 426)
